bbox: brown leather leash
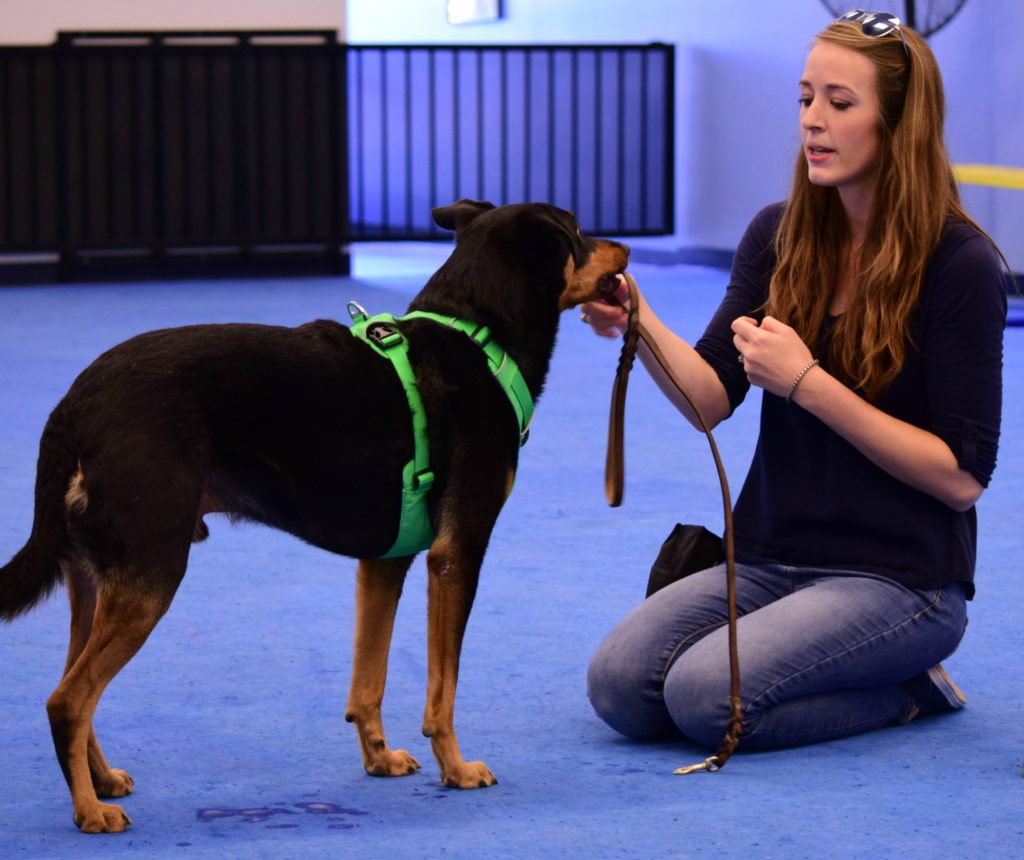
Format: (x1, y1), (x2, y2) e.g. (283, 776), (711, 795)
(602, 272), (743, 773)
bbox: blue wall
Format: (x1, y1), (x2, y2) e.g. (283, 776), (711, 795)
(348, 0), (1024, 270)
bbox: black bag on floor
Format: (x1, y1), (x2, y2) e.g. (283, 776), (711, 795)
(646, 523), (725, 598)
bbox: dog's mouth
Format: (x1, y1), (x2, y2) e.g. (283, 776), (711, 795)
(558, 240), (630, 311)
(598, 273), (621, 300)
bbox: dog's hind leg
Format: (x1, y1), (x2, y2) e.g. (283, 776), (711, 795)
(345, 556), (421, 777)
(422, 531), (497, 789)
(60, 561), (135, 800)
(47, 572), (181, 833)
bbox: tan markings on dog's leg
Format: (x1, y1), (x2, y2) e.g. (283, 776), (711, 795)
(47, 579), (172, 833)
(345, 556), (420, 778)
(64, 465), (89, 515)
(60, 561), (135, 799)
(422, 534), (496, 789)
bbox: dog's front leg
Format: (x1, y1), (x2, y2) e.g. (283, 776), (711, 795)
(422, 536), (497, 789)
(345, 556), (421, 777)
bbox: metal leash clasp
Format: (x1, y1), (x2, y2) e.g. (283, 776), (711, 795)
(673, 756), (721, 775)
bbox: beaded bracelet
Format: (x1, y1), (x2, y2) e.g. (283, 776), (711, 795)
(786, 359), (819, 402)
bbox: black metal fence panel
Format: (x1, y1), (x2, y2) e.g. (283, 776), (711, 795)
(1, 31), (348, 278)
(0, 34), (673, 279)
(0, 47), (61, 251)
(63, 38), (344, 249)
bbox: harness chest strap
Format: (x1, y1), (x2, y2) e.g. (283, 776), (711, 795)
(347, 303), (534, 558)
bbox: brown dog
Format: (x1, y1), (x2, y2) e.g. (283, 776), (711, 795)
(0, 200), (629, 833)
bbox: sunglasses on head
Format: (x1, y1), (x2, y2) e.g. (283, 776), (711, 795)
(837, 9), (910, 58)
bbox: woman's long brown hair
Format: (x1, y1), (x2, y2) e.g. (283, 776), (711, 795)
(767, 20), (999, 402)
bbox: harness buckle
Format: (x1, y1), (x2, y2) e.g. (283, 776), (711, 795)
(365, 321), (405, 350)
(412, 469), (435, 491)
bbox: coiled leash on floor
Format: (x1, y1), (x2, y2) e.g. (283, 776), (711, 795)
(602, 273), (743, 774)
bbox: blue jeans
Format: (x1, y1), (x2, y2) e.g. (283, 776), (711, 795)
(586, 563), (968, 750)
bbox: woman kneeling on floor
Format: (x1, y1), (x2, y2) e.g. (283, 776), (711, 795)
(580, 10), (1007, 750)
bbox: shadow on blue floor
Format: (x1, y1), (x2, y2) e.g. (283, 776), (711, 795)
(1, 246), (1022, 858)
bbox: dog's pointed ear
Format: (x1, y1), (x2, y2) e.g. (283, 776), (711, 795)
(432, 199), (495, 232)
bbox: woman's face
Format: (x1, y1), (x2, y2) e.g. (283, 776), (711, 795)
(799, 39), (881, 211)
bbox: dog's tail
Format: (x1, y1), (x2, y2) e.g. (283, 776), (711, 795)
(0, 408), (76, 622)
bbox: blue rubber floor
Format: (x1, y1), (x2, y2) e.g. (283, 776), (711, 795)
(2, 245), (1022, 858)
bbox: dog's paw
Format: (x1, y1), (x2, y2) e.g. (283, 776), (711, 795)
(366, 748), (421, 777)
(75, 801), (132, 834)
(441, 760), (498, 789)
(94, 768), (134, 798)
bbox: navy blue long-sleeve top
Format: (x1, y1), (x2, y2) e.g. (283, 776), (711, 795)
(694, 203), (1006, 597)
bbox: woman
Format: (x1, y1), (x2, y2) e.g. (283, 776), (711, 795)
(581, 11), (1007, 750)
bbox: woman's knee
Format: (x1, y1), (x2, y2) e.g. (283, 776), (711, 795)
(662, 644), (736, 749)
(585, 574), (741, 741)
(586, 633), (677, 740)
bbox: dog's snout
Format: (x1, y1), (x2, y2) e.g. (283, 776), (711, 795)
(600, 238), (630, 273)
(596, 235), (628, 256)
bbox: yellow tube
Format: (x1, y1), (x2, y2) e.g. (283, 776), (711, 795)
(953, 164), (1024, 191)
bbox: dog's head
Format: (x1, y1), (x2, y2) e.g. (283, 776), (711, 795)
(430, 200), (629, 314)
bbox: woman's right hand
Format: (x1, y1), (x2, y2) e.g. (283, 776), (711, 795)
(579, 274), (632, 338)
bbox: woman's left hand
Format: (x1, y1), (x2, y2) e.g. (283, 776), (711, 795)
(731, 315), (815, 398)
(733, 316), (984, 511)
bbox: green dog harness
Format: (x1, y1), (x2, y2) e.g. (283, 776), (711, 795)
(348, 302), (534, 558)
